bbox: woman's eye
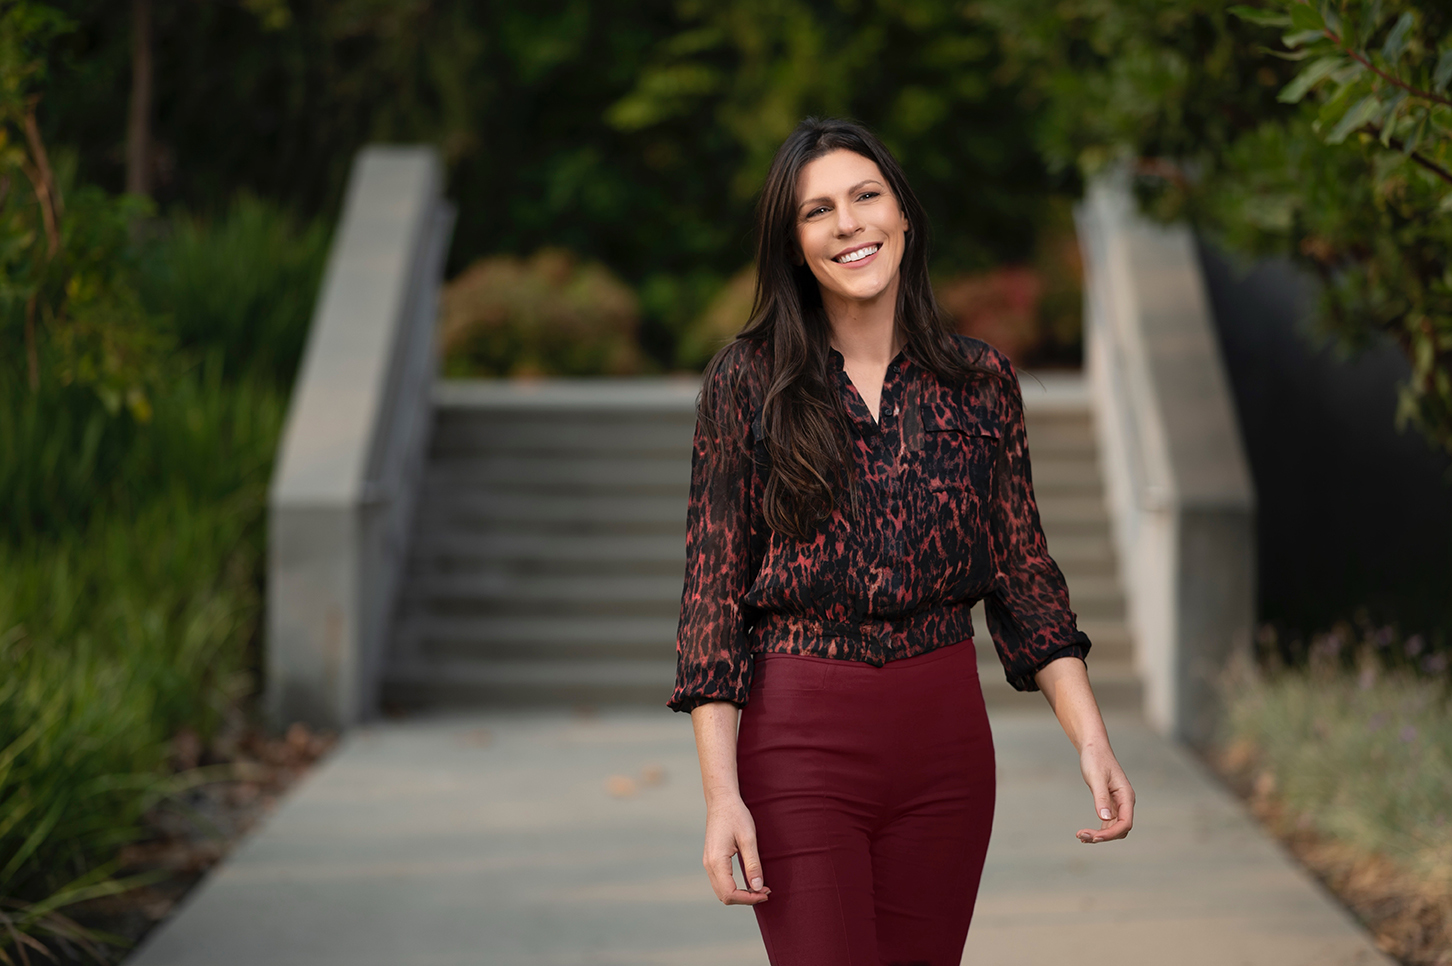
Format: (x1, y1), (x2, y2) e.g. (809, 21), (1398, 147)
(808, 206), (829, 217)
(858, 191), (879, 201)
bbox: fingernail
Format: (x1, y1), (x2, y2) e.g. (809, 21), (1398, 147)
(751, 877), (763, 890)
(1099, 808), (1112, 820)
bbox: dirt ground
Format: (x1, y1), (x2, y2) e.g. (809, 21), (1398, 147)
(60, 723), (337, 964)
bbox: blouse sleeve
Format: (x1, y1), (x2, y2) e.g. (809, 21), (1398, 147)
(667, 351), (763, 712)
(982, 361), (1092, 691)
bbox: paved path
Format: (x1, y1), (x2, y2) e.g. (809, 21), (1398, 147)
(128, 708), (1390, 966)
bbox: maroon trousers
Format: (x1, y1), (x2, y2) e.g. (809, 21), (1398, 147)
(737, 638), (995, 966)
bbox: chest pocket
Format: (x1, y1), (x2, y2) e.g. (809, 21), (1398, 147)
(918, 411), (1001, 495)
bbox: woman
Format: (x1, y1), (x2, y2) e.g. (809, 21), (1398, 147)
(668, 117), (1134, 966)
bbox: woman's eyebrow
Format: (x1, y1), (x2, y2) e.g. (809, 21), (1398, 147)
(798, 179), (885, 212)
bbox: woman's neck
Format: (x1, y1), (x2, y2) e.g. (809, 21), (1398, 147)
(823, 276), (902, 369)
(823, 277), (902, 421)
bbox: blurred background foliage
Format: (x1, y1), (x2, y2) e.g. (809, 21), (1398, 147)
(977, 0), (1452, 455)
(2, 4), (328, 948)
(39, 0), (1076, 371)
(439, 249), (644, 377)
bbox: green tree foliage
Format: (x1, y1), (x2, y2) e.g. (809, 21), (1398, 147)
(975, 0), (1452, 456)
(1, 2), (160, 422)
(40, 0), (1057, 362)
(1238, 0), (1452, 456)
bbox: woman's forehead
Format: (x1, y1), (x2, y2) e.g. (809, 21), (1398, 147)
(796, 150), (887, 203)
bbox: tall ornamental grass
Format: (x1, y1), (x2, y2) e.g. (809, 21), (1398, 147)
(0, 195), (324, 957)
(1225, 660), (1452, 887)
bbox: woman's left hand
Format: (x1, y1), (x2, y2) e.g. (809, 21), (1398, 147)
(1075, 742), (1134, 843)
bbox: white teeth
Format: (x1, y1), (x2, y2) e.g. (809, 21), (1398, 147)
(835, 244), (879, 263)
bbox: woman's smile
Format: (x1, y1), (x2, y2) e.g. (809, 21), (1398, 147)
(833, 242), (880, 265)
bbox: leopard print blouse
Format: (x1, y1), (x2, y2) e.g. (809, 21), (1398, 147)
(668, 336), (1090, 712)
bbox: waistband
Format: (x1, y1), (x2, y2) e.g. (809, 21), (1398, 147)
(747, 603), (976, 667)
(754, 636), (976, 672)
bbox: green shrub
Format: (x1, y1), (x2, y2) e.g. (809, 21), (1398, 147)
(440, 249), (645, 377)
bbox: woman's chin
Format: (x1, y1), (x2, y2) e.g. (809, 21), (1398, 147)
(826, 277), (895, 305)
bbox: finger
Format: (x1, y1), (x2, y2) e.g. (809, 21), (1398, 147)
(1111, 779), (1135, 832)
(1078, 814), (1132, 842)
(723, 888), (771, 905)
(1087, 772), (1114, 827)
(737, 834), (767, 893)
(704, 850), (771, 904)
(1078, 782), (1136, 842)
(704, 850), (742, 903)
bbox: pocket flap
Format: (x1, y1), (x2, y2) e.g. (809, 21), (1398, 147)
(923, 408), (1001, 439)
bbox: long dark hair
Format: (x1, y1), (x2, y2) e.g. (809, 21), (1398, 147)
(701, 116), (993, 540)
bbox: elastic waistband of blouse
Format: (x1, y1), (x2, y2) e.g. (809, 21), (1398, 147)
(748, 604), (976, 668)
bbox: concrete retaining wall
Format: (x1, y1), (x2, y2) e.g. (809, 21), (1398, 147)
(1077, 179), (1256, 744)
(267, 146), (454, 730)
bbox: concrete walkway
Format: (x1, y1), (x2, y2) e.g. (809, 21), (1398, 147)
(127, 708), (1391, 966)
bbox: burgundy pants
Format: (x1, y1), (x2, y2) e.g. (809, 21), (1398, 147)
(737, 638), (995, 966)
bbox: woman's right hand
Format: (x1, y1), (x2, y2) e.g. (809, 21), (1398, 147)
(703, 794), (771, 905)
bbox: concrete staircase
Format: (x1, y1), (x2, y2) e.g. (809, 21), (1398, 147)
(979, 373), (1141, 709)
(383, 375), (1140, 711)
(382, 380), (697, 708)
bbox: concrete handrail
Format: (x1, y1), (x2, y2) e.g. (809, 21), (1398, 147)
(267, 146), (455, 730)
(1076, 177), (1256, 744)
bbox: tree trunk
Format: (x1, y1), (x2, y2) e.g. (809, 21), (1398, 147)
(25, 295), (39, 392)
(126, 0), (153, 198)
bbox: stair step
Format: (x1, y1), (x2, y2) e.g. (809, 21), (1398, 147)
(414, 491), (687, 534)
(1034, 495), (1112, 525)
(424, 456), (690, 492)
(431, 420), (694, 458)
(410, 532), (686, 575)
(1077, 621), (1134, 661)
(401, 572), (683, 618)
(434, 377), (700, 410)
(1021, 428), (1095, 457)
(1028, 460), (1105, 495)
(395, 615), (678, 662)
(1040, 533), (1113, 563)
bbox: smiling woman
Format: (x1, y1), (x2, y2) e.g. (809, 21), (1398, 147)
(671, 118), (1135, 966)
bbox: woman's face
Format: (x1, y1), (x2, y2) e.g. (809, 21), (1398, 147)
(794, 149), (908, 307)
